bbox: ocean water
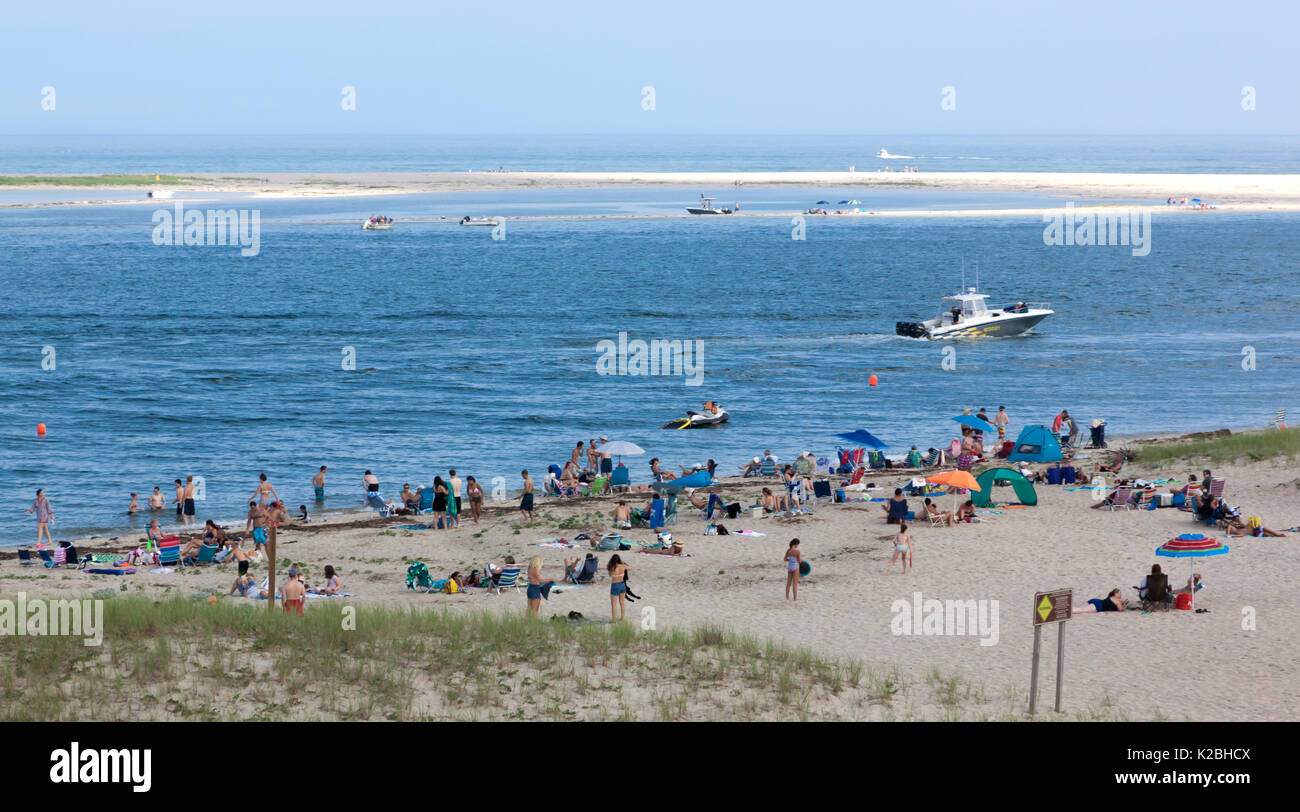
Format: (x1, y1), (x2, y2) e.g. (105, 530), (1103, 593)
(3, 133), (1299, 174)
(2, 183), (1298, 545)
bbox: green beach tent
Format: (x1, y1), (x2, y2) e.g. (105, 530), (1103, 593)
(971, 467), (1038, 508)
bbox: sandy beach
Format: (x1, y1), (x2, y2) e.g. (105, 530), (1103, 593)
(5, 171), (1300, 209)
(5, 435), (1297, 721)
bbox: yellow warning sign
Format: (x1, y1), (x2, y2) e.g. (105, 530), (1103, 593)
(1033, 589), (1072, 625)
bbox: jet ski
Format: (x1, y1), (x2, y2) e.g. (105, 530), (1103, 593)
(662, 404), (729, 430)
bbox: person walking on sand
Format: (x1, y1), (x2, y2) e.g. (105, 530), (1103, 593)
(519, 470), (535, 523)
(784, 538), (802, 601)
(25, 489), (54, 547)
(525, 556), (555, 617)
(182, 475), (197, 527)
(466, 476), (484, 524)
(607, 554), (630, 621)
(246, 501), (269, 555)
(885, 522), (912, 574)
(251, 473), (277, 507)
(312, 466), (327, 501)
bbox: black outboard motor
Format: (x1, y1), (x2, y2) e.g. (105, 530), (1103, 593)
(895, 321), (928, 339)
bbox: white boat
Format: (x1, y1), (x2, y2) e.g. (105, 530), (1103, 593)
(362, 218), (394, 230)
(686, 195), (733, 215)
(896, 287), (1052, 340)
(459, 216), (500, 226)
(147, 189), (173, 199)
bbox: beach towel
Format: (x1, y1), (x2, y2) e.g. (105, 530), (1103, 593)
(305, 591), (355, 598)
(85, 568), (135, 575)
(394, 524), (431, 530)
(150, 567), (175, 574)
(535, 538), (576, 548)
(734, 530), (766, 536)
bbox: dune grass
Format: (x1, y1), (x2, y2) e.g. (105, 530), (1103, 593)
(0, 595), (1099, 722)
(1133, 430), (1299, 467)
(0, 174), (204, 187)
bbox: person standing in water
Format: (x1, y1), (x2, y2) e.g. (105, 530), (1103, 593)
(182, 475), (197, 527)
(251, 473), (277, 507)
(173, 479), (185, 520)
(784, 538), (802, 601)
(25, 489), (54, 547)
(312, 466), (327, 501)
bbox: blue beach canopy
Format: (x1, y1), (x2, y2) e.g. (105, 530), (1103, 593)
(953, 415), (996, 431)
(1006, 425), (1062, 462)
(652, 470), (714, 493)
(834, 429), (888, 449)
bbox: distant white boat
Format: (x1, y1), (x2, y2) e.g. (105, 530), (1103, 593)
(459, 216), (501, 226)
(686, 194), (734, 215)
(147, 189), (173, 199)
(896, 287), (1053, 340)
(876, 149), (912, 160)
(362, 217), (394, 230)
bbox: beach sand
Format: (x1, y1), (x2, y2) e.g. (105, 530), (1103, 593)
(5, 171), (1300, 210)
(5, 448), (1298, 721)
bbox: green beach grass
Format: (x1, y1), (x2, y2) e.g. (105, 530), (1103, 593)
(0, 595), (1121, 722)
(1131, 430), (1299, 467)
(0, 174), (205, 187)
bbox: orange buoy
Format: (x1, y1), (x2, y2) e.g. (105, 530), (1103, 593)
(37, 423), (46, 436)
(869, 375), (878, 387)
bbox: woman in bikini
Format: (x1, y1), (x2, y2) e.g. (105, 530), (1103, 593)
(250, 473), (278, 506)
(607, 554), (630, 621)
(784, 538), (802, 601)
(466, 476), (484, 524)
(885, 522), (911, 574)
(431, 476), (448, 529)
(924, 498), (954, 526)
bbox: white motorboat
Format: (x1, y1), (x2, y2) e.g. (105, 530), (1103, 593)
(686, 195), (733, 215)
(362, 217), (394, 230)
(459, 216), (501, 226)
(147, 189), (173, 199)
(896, 287), (1052, 340)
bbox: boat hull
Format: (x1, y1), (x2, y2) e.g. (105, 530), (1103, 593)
(362, 223), (393, 230)
(897, 312), (1051, 340)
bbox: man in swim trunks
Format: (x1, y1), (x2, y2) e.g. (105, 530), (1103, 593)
(519, 470), (534, 523)
(228, 543), (250, 577)
(182, 475), (197, 527)
(282, 567), (306, 615)
(312, 466), (327, 501)
(363, 470), (379, 494)
(173, 479), (184, 519)
(598, 436), (612, 476)
(246, 501), (269, 553)
(448, 469), (463, 528)
(612, 501), (632, 528)
(148, 487), (166, 510)
(266, 501), (287, 527)
(994, 406), (1009, 442)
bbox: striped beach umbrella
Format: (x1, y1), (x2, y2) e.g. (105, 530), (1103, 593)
(1156, 533), (1228, 610)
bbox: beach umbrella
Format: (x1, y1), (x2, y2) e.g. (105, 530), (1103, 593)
(952, 415), (996, 432)
(815, 200), (830, 205)
(1156, 533), (1227, 610)
(834, 429), (888, 449)
(596, 440), (645, 465)
(927, 469), (982, 514)
(837, 199), (849, 204)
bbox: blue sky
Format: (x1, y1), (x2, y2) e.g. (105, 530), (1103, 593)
(2, 0), (1296, 134)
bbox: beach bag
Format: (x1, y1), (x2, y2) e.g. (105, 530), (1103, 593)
(1061, 466), (1076, 485)
(1046, 467), (1062, 486)
(1175, 594), (1193, 610)
(834, 488), (846, 503)
(726, 502), (742, 519)
(715, 524), (729, 535)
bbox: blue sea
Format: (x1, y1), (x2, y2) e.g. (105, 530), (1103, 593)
(2, 135), (1299, 544)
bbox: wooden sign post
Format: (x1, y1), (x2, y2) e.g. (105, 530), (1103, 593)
(1029, 588), (1071, 714)
(267, 524), (277, 612)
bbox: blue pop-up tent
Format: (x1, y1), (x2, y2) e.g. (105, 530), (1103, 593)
(1006, 425), (1063, 463)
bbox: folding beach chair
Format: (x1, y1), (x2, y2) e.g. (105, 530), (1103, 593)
(491, 568), (522, 595)
(610, 465), (630, 493)
(588, 475), (609, 496)
(569, 556), (599, 585)
(38, 549), (56, 566)
(1207, 478), (1224, 499)
(156, 545), (181, 566)
(759, 457), (778, 477)
(1106, 487), (1133, 511)
(1269, 408), (1286, 429)
(840, 467), (866, 489)
(184, 544), (219, 566)
(17, 549), (34, 566)
(417, 487), (434, 514)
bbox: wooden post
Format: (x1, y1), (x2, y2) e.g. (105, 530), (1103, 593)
(1055, 621), (1065, 713)
(267, 524), (277, 611)
(1028, 624), (1042, 714)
